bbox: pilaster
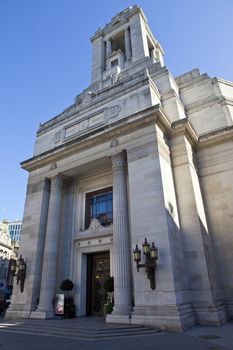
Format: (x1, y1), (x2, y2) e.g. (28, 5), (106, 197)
(170, 130), (227, 326)
(127, 137), (195, 331)
(124, 27), (132, 61)
(5, 178), (51, 320)
(106, 39), (112, 59)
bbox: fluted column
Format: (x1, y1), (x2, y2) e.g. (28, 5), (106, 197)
(36, 175), (63, 317)
(124, 27), (132, 61)
(111, 152), (132, 315)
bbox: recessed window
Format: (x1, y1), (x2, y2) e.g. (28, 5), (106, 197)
(111, 59), (118, 67)
(85, 187), (113, 229)
(111, 31), (125, 55)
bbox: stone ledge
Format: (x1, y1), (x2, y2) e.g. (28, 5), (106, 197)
(30, 310), (54, 320)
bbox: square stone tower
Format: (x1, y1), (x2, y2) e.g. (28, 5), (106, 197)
(91, 5), (164, 85)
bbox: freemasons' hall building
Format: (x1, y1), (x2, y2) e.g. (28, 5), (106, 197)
(6, 6), (233, 331)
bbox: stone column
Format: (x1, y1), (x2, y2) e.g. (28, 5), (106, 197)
(36, 175), (63, 318)
(150, 48), (156, 61)
(107, 153), (132, 323)
(30, 178), (50, 310)
(106, 39), (112, 59)
(124, 27), (132, 61)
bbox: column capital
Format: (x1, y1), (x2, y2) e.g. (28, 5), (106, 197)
(111, 152), (126, 171)
(50, 174), (63, 191)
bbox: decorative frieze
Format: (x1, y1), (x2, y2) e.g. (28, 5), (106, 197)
(54, 131), (61, 143)
(22, 103), (161, 172)
(64, 111), (105, 140)
(127, 143), (157, 162)
(198, 125), (233, 150)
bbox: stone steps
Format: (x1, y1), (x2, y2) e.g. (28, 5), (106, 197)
(0, 321), (160, 340)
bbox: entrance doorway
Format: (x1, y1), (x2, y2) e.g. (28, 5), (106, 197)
(86, 252), (110, 316)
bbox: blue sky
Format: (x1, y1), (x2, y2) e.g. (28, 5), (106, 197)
(0, 0), (233, 221)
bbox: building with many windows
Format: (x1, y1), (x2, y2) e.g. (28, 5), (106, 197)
(7, 220), (22, 243)
(6, 6), (233, 331)
(0, 220), (16, 284)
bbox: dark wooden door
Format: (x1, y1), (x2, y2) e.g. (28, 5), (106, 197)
(86, 252), (110, 316)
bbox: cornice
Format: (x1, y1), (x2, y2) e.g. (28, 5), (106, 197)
(37, 71), (152, 136)
(185, 96), (223, 115)
(221, 97), (233, 107)
(213, 77), (233, 88)
(21, 104), (233, 172)
(197, 126), (233, 150)
(90, 6), (143, 42)
(169, 118), (198, 146)
(177, 74), (210, 91)
(169, 119), (233, 151)
(21, 105), (163, 172)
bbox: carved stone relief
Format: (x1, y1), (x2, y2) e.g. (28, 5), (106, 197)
(110, 105), (121, 118)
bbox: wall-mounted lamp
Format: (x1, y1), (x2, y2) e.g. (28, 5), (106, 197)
(10, 255), (27, 293)
(133, 238), (158, 290)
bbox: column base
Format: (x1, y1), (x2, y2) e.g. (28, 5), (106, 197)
(106, 313), (131, 325)
(131, 303), (195, 332)
(30, 310), (54, 319)
(112, 304), (133, 315)
(5, 302), (34, 320)
(5, 310), (31, 320)
(192, 301), (227, 326)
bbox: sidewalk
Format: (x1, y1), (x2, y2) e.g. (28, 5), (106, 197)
(0, 314), (233, 350)
(185, 321), (233, 350)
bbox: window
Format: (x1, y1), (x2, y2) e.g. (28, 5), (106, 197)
(111, 31), (125, 55)
(85, 187), (113, 229)
(111, 59), (118, 67)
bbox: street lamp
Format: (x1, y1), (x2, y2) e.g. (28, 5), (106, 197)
(10, 255), (27, 293)
(133, 238), (158, 290)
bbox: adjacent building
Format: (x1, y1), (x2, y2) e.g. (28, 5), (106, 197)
(6, 6), (233, 331)
(0, 220), (16, 285)
(8, 220), (22, 243)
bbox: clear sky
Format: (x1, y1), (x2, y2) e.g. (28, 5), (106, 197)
(0, 0), (233, 221)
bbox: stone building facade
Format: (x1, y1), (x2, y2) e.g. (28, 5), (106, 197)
(6, 6), (233, 331)
(8, 220), (22, 243)
(0, 220), (16, 284)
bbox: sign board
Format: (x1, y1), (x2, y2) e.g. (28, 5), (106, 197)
(54, 294), (65, 315)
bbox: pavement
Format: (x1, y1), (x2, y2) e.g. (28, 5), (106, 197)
(0, 313), (232, 350)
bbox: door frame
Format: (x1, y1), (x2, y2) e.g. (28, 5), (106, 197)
(86, 251), (110, 316)
(74, 244), (113, 317)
